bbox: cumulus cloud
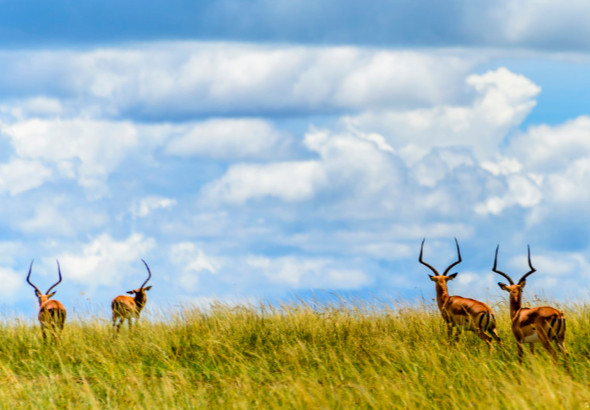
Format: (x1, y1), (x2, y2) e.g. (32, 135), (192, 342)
(57, 233), (156, 288)
(0, 267), (26, 301)
(131, 196), (177, 218)
(0, 44), (480, 119)
(246, 255), (370, 289)
(490, 116), (590, 220)
(508, 116), (590, 172)
(9, 97), (64, 118)
(1, 118), (138, 193)
(0, 159), (52, 195)
(203, 126), (406, 211)
(165, 118), (290, 159)
(475, 174), (542, 215)
(169, 242), (219, 291)
(0, 40), (586, 311)
(345, 67), (540, 161)
(202, 160), (326, 204)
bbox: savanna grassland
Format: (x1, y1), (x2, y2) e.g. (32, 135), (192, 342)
(1, 301), (590, 409)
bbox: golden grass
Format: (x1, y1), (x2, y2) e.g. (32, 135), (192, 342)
(0, 301), (589, 408)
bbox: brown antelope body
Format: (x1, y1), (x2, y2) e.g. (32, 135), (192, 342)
(420, 238), (501, 348)
(26, 260), (66, 340)
(493, 245), (568, 368)
(112, 259), (152, 331)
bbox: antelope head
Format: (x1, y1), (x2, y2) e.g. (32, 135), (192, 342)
(419, 237), (462, 286)
(126, 259), (152, 302)
(493, 244), (536, 302)
(26, 260), (63, 306)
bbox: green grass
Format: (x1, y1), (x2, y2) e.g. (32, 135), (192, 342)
(1, 301), (589, 408)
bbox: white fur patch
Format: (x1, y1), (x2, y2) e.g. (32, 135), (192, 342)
(523, 332), (540, 343)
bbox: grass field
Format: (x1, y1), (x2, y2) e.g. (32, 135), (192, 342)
(1, 300), (589, 409)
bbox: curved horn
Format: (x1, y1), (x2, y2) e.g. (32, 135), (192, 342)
(419, 238), (439, 276)
(25, 260), (41, 294)
(517, 245), (536, 285)
(492, 245), (514, 285)
(441, 238), (462, 276)
(45, 260), (63, 294)
(140, 259), (152, 289)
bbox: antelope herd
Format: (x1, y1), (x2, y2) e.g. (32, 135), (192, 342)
(420, 238), (570, 369)
(25, 259), (153, 339)
(23, 239), (570, 369)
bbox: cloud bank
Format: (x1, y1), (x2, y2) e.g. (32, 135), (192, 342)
(0, 41), (588, 316)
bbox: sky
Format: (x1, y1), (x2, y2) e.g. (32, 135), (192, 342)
(1, 0), (590, 317)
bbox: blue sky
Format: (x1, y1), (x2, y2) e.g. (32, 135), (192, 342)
(2, 1), (590, 317)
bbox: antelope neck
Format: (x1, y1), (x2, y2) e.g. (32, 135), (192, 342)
(134, 291), (147, 310)
(508, 291), (522, 320)
(434, 280), (450, 310)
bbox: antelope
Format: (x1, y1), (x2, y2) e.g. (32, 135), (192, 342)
(112, 259), (152, 331)
(26, 260), (66, 340)
(419, 238), (501, 348)
(493, 245), (569, 368)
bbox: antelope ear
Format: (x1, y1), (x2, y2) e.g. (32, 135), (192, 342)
(126, 290), (135, 295)
(519, 281), (526, 289)
(144, 286), (152, 291)
(35, 290), (41, 297)
(47, 292), (56, 298)
(498, 282), (509, 291)
(447, 272), (458, 280)
(429, 275), (436, 281)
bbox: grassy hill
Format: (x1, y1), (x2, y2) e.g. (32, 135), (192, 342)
(1, 301), (589, 408)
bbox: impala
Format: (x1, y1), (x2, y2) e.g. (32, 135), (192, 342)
(26, 260), (66, 340)
(493, 245), (569, 368)
(420, 238), (501, 348)
(112, 259), (153, 331)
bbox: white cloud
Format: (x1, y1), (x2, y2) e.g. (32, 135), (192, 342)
(0, 41), (587, 309)
(0, 159), (52, 195)
(332, 50), (476, 109)
(481, 157), (522, 176)
(544, 158), (590, 204)
(169, 242), (219, 291)
(203, 160), (326, 204)
(475, 174), (542, 215)
(18, 198), (109, 236)
(10, 97), (64, 119)
(412, 147), (477, 188)
(0, 242), (25, 267)
(0, 267), (26, 301)
(2, 118), (138, 193)
(57, 233), (156, 288)
(491, 1), (590, 47)
(345, 67), (540, 161)
(165, 118), (289, 159)
(508, 116), (590, 172)
(131, 196), (177, 218)
(204, 127), (404, 208)
(0, 43), (480, 118)
(20, 203), (76, 236)
(501, 116), (590, 210)
(246, 255), (370, 289)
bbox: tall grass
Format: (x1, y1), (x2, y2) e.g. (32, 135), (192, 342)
(0, 301), (589, 408)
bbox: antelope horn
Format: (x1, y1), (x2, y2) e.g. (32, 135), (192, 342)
(45, 260), (63, 294)
(419, 238), (439, 276)
(492, 245), (514, 285)
(517, 245), (536, 285)
(442, 237), (462, 276)
(140, 259), (152, 289)
(25, 260), (41, 294)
